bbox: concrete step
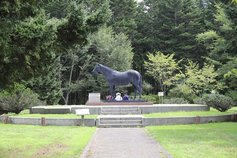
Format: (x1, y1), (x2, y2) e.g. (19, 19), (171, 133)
(101, 112), (141, 115)
(98, 123), (143, 128)
(100, 120), (142, 124)
(101, 109), (140, 112)
(98, 115), (143, 118)
(100, 107), (141, 115)
(100, 117), (142, 121)
(98, 115), (143, 128)
(102, 107), (138, 108)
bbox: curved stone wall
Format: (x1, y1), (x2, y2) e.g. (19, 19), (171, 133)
(30, 104), (210, 114)
(1, 113), (236, 126)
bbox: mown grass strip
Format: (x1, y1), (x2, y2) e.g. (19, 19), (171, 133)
(0, 123), (96, 158)
(144, 107), (237, 118)
(146, 122), (237, 158)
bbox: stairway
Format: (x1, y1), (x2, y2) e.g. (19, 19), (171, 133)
(98, 115), (143, 128)
(98, 106), (143, 128)
(100, 106), (141, 115)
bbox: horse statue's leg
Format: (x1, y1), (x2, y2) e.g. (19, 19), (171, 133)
(133, 81), (142, 100)
(138, 88), (142, 100)
(109, 85), (116, 99)
(133, 86), (137, 100)
(138, 76), (142, 100)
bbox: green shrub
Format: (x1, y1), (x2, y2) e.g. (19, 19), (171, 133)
(193, 97), (206, 105)
(168, 84), (197, 103)
(202, 94), (234, 112)
(164, 97), (189, 104)
(226, 90), (237, 104)
(142, 81), (153, 95)
(142, 95), (159, 103)
(0, 83), (42, 114)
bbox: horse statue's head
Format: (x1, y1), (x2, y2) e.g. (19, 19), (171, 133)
(92, 63), (101, 75)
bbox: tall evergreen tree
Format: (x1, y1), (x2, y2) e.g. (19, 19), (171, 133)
(27, 59), (62, 105)
(197, 1), (237, 101)
(197, 2), (237, 63)
(109, 0), (137, 38)
(133, 0), (157, 73)
(133, 0), (205, 77)
(0, 0), (112, 105)
(152, 0), (204, 60)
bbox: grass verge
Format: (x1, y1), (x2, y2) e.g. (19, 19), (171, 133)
(0, 123), (96, 158)
(144, 107), (237, 118)
(146, 122), (237, 158)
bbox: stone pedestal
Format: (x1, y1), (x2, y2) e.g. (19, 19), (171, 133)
(86, 93), (101, 105)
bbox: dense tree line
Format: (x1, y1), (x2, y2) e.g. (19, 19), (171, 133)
(134, 0), (236, 101)
(0, 0), (236, 111)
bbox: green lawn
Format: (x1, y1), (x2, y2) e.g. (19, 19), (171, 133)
(0, 123), (96, 158)
(144, 107), (237, 118)
(6, 110), (98, 119)
(146, 122), (237, 158)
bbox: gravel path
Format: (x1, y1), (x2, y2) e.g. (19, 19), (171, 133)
(80, 128), (173, 158)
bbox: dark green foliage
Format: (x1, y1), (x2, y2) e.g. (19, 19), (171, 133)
(57, 3), (87, 47)
(59, 46), (95, 105)
(193, 97), (206, 105)
(197, 2), (237, 63)
(218, 58), (237, 102)
(168, 84), (197, 103)
(132, 2), (153, 73)
(133, 0), (207, 85)
(135, 0), (204, 61)
(0, 83), (42, 114)
(27, 61), (62, 105)
(142, 81), (153, 95)
(202, 94), (234, 112)
(56, 0), (112, 47)
(0, 0), (236, 105)
(0, 0), (112, 105)
(0, 0), (43, 19)
(0, 5), (59, 87)
(142, 95), (160, 103)
(109, 0), (137, 37)
(164, 97), (190, 104)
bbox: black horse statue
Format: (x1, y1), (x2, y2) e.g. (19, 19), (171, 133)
(92, 63), (142, 100)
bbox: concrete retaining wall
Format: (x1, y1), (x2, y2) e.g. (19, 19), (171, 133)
(0, 116), (96, 126)
(71, 106), (101, 115)
(1, 113), (237, 126)
(45, 118), (96, 126)
(10, 117), (42, 125)
(141, 104), (209, 114)
(31, 104), (209, 114)
(143, 114), (237, 126)
(30, 106), (71, 114)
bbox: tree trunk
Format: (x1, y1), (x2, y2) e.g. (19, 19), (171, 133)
(65, 53), (75, 105)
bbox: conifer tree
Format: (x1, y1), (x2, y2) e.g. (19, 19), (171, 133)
(109, 0), (137, 38)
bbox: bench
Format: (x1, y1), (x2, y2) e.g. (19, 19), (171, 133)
(75, 109), (90, 126)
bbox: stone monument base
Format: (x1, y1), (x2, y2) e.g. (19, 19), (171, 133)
(86, 93), (153, 106)
(86, 93), (101, 105)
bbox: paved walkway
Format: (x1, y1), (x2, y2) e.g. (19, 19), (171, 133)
(81, 128), (173, 158)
